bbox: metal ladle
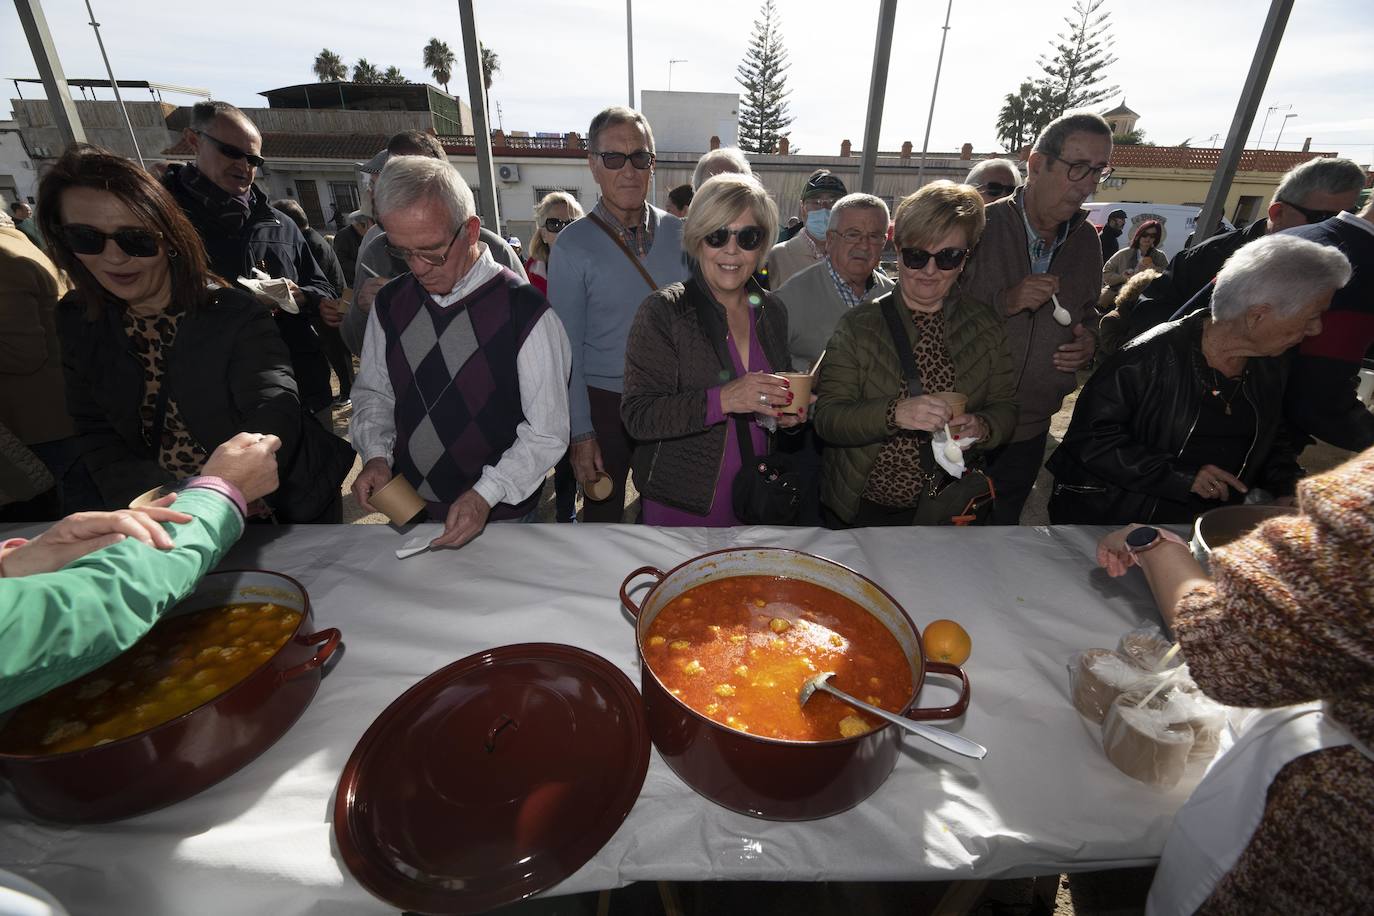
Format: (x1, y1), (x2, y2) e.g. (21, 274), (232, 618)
(799, 672), (988, 759)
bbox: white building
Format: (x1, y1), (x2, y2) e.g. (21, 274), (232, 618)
(0, 121), (40, 207)
(640, 90), (740, 153)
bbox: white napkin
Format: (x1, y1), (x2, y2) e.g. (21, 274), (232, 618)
(395, 535), (432, 560)
(932, 429), (979, 478)
(237, 267), (298, 314)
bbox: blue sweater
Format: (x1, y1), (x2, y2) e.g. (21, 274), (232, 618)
(547, 206), (688, 439)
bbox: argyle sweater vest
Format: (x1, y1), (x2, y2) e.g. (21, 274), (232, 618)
(376, 270), (549, 520)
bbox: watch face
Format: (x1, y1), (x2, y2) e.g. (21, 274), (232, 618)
(1126, 526), (1159, 550)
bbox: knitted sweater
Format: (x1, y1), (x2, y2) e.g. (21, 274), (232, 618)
(1175, 446), (1374, 914)
(546, 206), (689, 439)
(774, 258), (894, 372)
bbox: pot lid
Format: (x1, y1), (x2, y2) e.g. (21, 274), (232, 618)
(334, 643), (649, 914)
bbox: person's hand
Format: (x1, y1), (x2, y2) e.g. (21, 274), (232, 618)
(319, 298), (346, 327)
(432, 490), (491, 549)
(352, 457), (392, 513)
(1096, 524), (1146, 578)
(285, 277), (306, 306)
(1191, 464), (1247, 501)
(893, 394), (952, 433)
(950, 413), (988, 443)
(1053, 323), (1095, 373)
(569, 438), (604, 487)
(0, 505), (194, 578)
(720, 372), (792, 417)
(355, 276), (390, 314)
(1003, 274), (1060, 316)
(202, 432), (282, 502)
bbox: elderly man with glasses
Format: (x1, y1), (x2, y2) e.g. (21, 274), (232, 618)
(547, 106), (689, 522)
(350, 156), (571, 549)
(962, 110), (1113, 524)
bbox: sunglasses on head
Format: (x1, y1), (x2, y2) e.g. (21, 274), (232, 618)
(60, 224), (163, 258)
(981, 181), (1016, 198)
(195, 130), (265, 168)
(595, 150), (655, 171)
(900, 246), (968, 271)
(1279, 198), (1347, 224)
(703, 225), (765, 251)
(544, 217), (574, 233)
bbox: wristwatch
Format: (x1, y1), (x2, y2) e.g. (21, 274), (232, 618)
(1125, 525), (1187, 555)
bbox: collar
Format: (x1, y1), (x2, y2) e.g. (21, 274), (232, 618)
(1337, 210), (1374, 239)
(432, 243), (501, 308)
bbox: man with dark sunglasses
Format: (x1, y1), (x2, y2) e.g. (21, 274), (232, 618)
(962, 111), (1113, 524)
(163, 100), (340, 421)
(964, 158), (1023, 208)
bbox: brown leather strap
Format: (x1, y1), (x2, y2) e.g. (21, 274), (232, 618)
(586, 211), (659, 292)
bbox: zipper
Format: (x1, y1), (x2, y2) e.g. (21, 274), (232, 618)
(1235, 375), (1259, 482)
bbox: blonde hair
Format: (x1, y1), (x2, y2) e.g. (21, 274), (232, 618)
(892, 181), (986, 251)
(682, 174), (779, 264)
(529, 190), (584, 263)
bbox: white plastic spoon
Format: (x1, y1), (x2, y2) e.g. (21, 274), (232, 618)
(942, 423), (963, 464)
(1050, 292), (1073, 326)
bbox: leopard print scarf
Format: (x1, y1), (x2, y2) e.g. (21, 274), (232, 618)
(124, 310), (209, 479)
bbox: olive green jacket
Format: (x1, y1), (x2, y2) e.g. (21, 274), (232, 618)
(813, 288), (1019, 523)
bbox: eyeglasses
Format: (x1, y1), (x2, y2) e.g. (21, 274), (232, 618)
(980, 182), (1017, 199)
(1278, 198), (1347, 224)
(385, 228), (462, 266)
(544, 217), (574, 233)
(900, 246), (968, 271)
(831, 228), (887, 246)
(594, 150), (655, 171)
(195, 130), (266, 168)
(703, 225), (765, 251)
(60, 224), (163, 258)
(1048, 155), (1113, 183)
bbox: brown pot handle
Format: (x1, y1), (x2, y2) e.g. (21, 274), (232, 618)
(619, 566), (665, 620)
(282, 628), (342, 681)
(904, 660), (971, 721)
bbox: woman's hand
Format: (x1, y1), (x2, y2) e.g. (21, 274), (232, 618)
(0, 505), (194, 578)
(721, 372), (791, 417)
(893, 395), (952, 432)
(950, 413), (987, 443)
(1096, 524), (1145, 578)
(1191, 464), (1247, 501)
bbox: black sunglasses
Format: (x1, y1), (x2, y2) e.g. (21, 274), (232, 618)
(900, 246), (968, 271)
(60, 224), (163, 258)
(595, 150), (655, 171)
(1278, 198), (1346, 224)
(195, 130), (266, 168)
(981, 181), (1017, 199)
(544, 217), (574, 233)
(703, 225), (765, 251)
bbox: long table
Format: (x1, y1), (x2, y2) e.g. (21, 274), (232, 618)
(0, 522), (1191, 915)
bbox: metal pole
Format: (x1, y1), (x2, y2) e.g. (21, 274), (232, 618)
(14, 0), (87, 149)
(1254, 106), (1275, 150)
(916, 0), (954, 185)
(626, 0), (636, 107)
(1191, 0), (1293, 248)
(1273, 113), (1296, 150)
(458, 0), (500, 230)
(858, 0), (899, 194)
(84, 0), (143, 168)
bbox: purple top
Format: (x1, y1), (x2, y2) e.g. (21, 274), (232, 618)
(642, 308), (771, 527)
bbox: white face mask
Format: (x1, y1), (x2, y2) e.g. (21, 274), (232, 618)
(805, 208), (831, 238)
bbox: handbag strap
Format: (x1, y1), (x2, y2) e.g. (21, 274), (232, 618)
(879, 295), (923, 396)
(586, 211), (660, 292)
(691, 282), (760, 465)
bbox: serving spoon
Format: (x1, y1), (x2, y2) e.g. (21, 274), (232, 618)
(799, 672), (988, 759)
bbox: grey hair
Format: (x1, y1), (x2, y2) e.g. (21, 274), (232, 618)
(1033, 110), (1112, 160)
(965, 158), (1022, 188)
(1211, 234), (1351, 322)
(692, 148), (752, 190)
(1273, 156), (1367, 205)
(588, 106), (656, 155)
(829, 192), (890, 226)
(373, 155), (474, 232)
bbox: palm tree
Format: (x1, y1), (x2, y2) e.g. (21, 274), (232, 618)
(352, 59), (381, 83)
(313, 49), (346, 82)
(423, 38), (455, 93)
(382, 66), (406, 84)
(480, 44), (500, 114)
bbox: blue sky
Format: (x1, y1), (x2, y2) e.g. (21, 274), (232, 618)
(3, 0), (1371, 163)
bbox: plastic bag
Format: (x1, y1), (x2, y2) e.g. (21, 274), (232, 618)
(1070, 648), (1154, 724)
(1117, 623), (1182, 672)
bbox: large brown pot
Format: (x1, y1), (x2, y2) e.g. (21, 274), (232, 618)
(620, 548), (969, 821)
(0, 570), (340, 823)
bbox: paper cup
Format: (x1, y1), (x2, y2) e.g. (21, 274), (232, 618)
(778, 372), (813, 415)
(129, 484), (176, 509)
(370, 474), (427, 525)
(584, 473), (614, 502)
(933, 391), (968, 431)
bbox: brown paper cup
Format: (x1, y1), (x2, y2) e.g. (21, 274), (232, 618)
(778, 372), (813, 415)
(129, 484), (176, 509)
(370, 474), (427, 524)
(584, 473), (614, 502)
(933, 391), (968, 431)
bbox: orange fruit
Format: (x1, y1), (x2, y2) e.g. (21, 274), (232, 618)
(923, 619), (972, 665)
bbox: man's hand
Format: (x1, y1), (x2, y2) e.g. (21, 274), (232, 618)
(1003, 274), (1060, 316)
(569, 438), (604, 487)
(285, 277), (306, 306)
(319, 298), (346, 327)
(355, 276), (390, 314)
(352, 457), (392, 513)
(432, 490), (491, 549)
(1053, 323), (1095, 373)
(203, 432), (282, 502)
(1, 505), (194, 578)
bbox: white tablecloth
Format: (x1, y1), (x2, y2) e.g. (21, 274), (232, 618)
(0, 522), (1189, 915)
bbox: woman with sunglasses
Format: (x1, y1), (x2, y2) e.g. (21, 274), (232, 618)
(622, 174), (802, 525)
(1102, 219), (1167, 295)
(813, 181), (1018, 527)
(525, 191), (583, 296)
(38, 145), (350, 520)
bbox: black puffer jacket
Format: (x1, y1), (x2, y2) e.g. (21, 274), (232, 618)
(1046, 309), (1302, 524)
(622, 276), (790, 516)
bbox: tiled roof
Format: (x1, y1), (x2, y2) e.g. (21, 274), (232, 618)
(161, 132), (391, 160)
(1107, 146), (1336, 172)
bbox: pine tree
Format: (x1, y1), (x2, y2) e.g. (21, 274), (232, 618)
(352, 59), (381, 83)
(734, 0), (793, 154)
(422, 38), (455, 93)
(313, 49), (346, 82)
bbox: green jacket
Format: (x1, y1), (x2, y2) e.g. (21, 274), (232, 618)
(813, 288), (1019, 524)
(0, 488), (242, 713)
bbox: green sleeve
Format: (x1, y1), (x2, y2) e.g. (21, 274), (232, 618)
(0, 489), (243, 714)
(812, 312), (893, 446)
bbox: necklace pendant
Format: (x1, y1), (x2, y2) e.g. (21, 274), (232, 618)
(1224, 403), (1232, 416)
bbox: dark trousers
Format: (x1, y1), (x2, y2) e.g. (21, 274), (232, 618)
(583, 386), (635, 523)
(314, 318), (354, 398)
(554, 451), (577, 522)
(983, 430), (1049, 526)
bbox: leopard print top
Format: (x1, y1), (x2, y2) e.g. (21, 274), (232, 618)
(124, 310), (208, 479)
(862, 306), (957, 508)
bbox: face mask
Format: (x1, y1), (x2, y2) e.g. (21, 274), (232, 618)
(805, 208), (831, 238)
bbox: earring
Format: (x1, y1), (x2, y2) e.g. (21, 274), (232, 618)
(167, 248), (179, 259)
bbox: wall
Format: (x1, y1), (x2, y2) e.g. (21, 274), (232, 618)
(0, 122), (40, 206)
(640, 91), (740, 154)
(11, 98), (179, 162)
(230, 107), (433, 135)
(1098, 168), (1285, 224)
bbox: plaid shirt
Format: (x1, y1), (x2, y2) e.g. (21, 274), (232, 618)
(592, 200), (654, 258)
(1020, 196), (1070, 275)
(827, 258), (866, 308)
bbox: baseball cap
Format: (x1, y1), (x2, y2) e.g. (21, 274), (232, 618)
(802, 170), (847, 200)
(358, 149), (390, 175)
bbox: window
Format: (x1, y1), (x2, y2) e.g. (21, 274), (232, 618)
(329, 182), (361, 213)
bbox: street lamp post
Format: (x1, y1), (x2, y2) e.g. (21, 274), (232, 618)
(1273, 113), (1297, 150)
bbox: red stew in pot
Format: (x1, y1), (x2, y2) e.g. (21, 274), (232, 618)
(643, 576), (913, 741)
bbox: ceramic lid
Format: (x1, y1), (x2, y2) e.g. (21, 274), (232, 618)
(334, 643), (649, 914)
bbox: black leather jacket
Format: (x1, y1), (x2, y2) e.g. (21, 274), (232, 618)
(1047, 309), (1302, 524)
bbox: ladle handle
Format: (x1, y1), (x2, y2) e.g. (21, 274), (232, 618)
(820, 681), (987, 760)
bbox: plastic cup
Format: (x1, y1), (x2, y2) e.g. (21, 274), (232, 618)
(778, 372), (813, 416)
(370, 474), (427, 525)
